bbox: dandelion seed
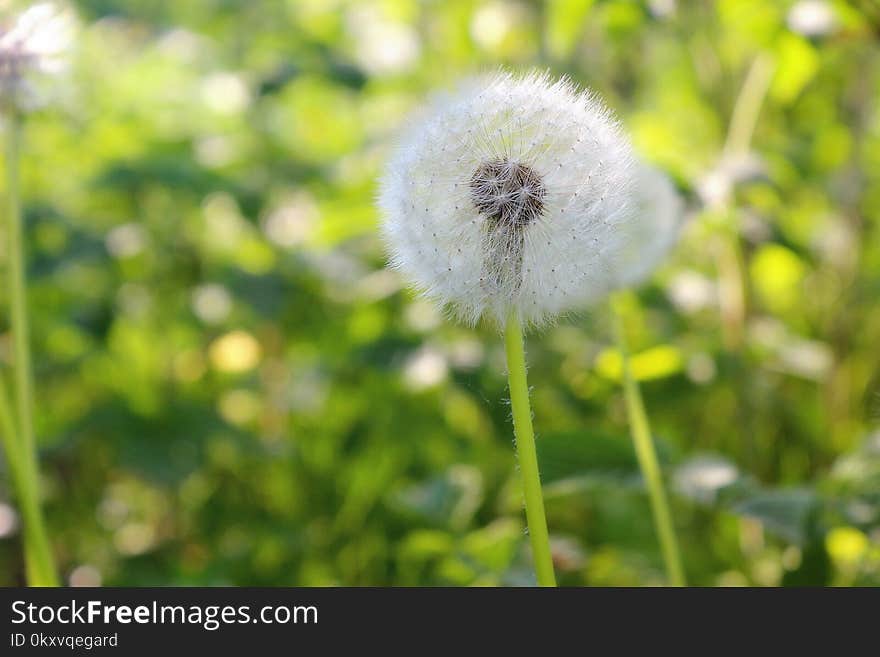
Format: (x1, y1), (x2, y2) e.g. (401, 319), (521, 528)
(379, 71), (675, 330)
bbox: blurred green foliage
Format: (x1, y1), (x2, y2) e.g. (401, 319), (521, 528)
(1, 0), (879, 586)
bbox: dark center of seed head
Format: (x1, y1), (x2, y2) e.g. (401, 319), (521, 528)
(469, 159), (546, 228)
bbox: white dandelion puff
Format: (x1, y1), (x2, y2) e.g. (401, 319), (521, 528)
(379, 71), (672, 330)
(612, 163), (684, 289)
(0, 1), (75, 112)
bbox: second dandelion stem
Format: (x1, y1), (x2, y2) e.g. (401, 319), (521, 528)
(504, 310), (556, 587)
(4, 114), (58, 586)
(611, 297), (685, 586)
(6, 115), (35, 455)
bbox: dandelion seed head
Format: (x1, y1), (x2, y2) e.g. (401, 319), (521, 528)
(612, 163), (685, 289)
(0, 1), (75, 112)
(469, 159), (546, 229)
(379, 71), (678, 329)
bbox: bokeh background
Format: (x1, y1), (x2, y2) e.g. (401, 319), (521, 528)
(1, 0), (879, 586)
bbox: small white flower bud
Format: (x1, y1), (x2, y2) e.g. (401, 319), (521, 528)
(379, 71), (679, 329)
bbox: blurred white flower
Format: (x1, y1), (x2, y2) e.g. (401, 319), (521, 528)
(380, 71), (678, 329)
(647, 0), (677, 19)
(0, 1), (75, 111)
(403, 346), (448, 390)
(194, 134), (237, 168)
(448, 337), (484, 369)
(775, 338), (832, 381)
(105, 223), (146, 259)
(403, 298), (443, 333)
(347, 6), (420, 76)
(666, 270), (716, 314)
(787, 0), (836, 38)
(261, 191), (319, 249)
(200, 71), (250, 114)
(68, 564), (102, 587)
(0, 502), (18, 538)
(696, 152), (765, 208)
(470, 2), (529, 52)
(192, 283), (232, 324)
(686, 352), (717, 384)
(674, 456), (739, 504)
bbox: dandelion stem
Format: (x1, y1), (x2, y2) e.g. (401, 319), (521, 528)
(6, 115), (34, 454)
(504, 310), (556, 587)
(4, 113), (58, 586)
(723, 54), (774, 157)
(0, 373), (55, 585)
(611, 296), (685, 586)
(716, 54), (774, 351)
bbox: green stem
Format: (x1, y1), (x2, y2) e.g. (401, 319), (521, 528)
(611, 297), (685, 587)
(504, 310), (556, 587)
(716, 54), (773, 351)
(7, 115), (34, 455)
(4, 114), (58, 586)
(0, 375), (55, 585)
(722, 54), (774, 158)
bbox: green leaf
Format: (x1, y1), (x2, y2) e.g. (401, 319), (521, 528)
(733, 488), (819, 545)
(536, 431), (641, 485)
